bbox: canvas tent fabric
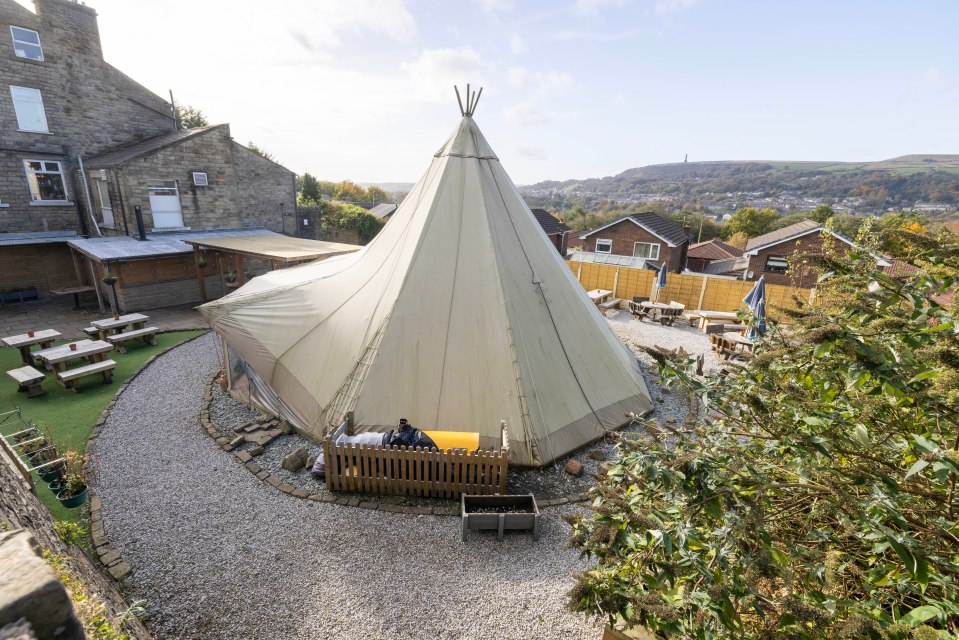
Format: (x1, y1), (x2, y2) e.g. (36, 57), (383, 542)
(199, 115), (653, 466)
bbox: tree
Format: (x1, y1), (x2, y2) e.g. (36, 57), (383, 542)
(333, 180), (367, 202)
(808, 204), (835, 223)
(567, 227), (959, 639)
(246, 141), (275, 163)
(299, 173), (322, 204)
(725, 231), (748, 250)
(174, 104), (208, 129)
(321, 202), (385, 243)
(722, 207), (778, 239)
(366, 185), (389, 203)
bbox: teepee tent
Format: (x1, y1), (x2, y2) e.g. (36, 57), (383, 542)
(199, 90), (653, 466)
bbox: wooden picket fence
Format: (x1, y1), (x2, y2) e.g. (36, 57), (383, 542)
(323, 421), (510, 498)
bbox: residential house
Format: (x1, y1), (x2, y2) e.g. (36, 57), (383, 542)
(0, 0), (295, 302)
(368, 203), (397, 221)
(530, 208), (571, 255)
(685, 238), (743, 273)
(742, 219), (857, 286)
(578, 212), (690, 272)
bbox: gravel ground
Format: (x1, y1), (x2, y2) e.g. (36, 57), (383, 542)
(93, 332), (600, 640)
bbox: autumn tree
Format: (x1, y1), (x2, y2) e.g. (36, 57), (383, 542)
(333, 180), (367, 202)
(722, 207), (778, 239)
(174, 104), (208, 129)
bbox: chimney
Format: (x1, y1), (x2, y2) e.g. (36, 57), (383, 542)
(683, 223), (691, 238)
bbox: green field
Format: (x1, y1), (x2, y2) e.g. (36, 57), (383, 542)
(1, 330), (205, 521)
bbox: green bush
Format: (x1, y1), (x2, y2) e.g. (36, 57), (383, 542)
(567, 228), (959, 638)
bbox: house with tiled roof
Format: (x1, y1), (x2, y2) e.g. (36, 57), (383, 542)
(742, 219), (864, 286)
(579, 212), (691, 272)
(685, 238), (743, 273)
(530, 208), (571, 255)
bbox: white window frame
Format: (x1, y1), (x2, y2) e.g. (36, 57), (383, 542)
(765, 255), (789, 272)
(23, 159), (69, 203)
(10, 26), (43, 61)
(633, 241), (660, 260)
(10, 86), (50, 133)
(595, 238), (612, 254)
(96, 179), (114, 227)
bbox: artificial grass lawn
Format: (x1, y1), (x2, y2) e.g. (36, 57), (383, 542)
(1, 330), (206, 522)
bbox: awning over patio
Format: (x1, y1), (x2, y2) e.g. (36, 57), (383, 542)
(182, 234), (359, 264)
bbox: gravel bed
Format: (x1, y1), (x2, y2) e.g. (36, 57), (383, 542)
(207, 382), (262, 437)
(93, 332), (599, 640)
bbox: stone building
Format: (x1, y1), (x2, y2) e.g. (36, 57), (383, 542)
(578, 212), (691, 273)
(0, 0), (296, 303)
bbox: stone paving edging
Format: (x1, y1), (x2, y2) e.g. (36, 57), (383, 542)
(84, 330), (209, 582)
(197, 372), (592, 515)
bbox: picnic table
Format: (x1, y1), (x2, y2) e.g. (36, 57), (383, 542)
(587, 289), (613, 304)
(721, 331), (756, 356)
(1, 329), (62, 366)
(51, 285), (97, 309)
(34, 339), (113, 378)
(90, 313), (150, 341)
(694, 310), (739, 332)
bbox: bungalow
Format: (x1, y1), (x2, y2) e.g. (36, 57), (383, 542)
(742, 219), (857, 286)
(530, 208), (571, 255)
(685, 238), (743, 273)
(579, 212), (690, 273)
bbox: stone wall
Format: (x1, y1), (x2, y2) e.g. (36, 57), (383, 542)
(582, 219), (686, 272)
(0, 0), (175, 233)
(745, 231), (852, 287)
(0, 444), (151, 639)
(233, 143), (296, 233)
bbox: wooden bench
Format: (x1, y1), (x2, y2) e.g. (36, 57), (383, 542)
(598, 298), (622, 311)
(705, 322), (747, 335)
(6, 365), (46, 398)
(106, 326), (159, 353)
(57, 359), (117, 393)
(657, 305), (685, 326)
(82, 326), (99, 338)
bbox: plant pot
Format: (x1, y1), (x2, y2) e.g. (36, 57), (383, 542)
(48, 477), (66, 493)
(28, 447), (55, 465)
(38, 463), (64, 483)
(113, 314), (120, 320)
(461, 494), (540, 542)
(197, 260), (208, 269)
(69, 343), (77, 351)
(27, 330), (35, 337)
(56, 485), (88, 509)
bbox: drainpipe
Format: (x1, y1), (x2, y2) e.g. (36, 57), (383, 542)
(77, 156), (102, 237)
(112, 168), (131, 237)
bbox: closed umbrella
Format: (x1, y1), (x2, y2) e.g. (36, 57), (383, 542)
(651, 263), (668, 303)
(743, 276), (766, 339)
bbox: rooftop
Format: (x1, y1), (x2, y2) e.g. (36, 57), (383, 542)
(530, 208), (571, 236)
(0, 231), (77, 247)
(580, 212), (689, 247)
(68, 228), (283, 261)
(86, 125), (226, 168)
(687, 238), (743, 260)
(744, 219), (824, 254)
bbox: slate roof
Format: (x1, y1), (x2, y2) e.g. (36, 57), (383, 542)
(744, 219), (824, 254)
(369, 203), (398, 219)
(86, 125), (226, 167)
(703, 256), (749, 276)
(0, 231), (77, 247)
(67, 227), (280, 261)
(687, 239), (743, 260)
(530, 208), (571, 236)
(580, 212), (689, 247)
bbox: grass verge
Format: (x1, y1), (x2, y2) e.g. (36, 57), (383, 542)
(1, 330), (206, 521)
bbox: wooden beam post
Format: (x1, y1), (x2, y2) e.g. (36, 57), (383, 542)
(194, 245), (207, 303)
(234, 252), (245, 286)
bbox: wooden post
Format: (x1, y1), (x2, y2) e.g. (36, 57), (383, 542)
(271, 259), (282, 271)
(697, 276), (708, 310)
(194, 245), (207, 303)
(612, 268), (620, 298)
(234, 253), (245, 286)
(85, 254), (105, 312)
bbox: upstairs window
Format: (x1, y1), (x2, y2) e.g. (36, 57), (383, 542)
(633, 241), (660, 260)
(595, 239), (612, 254)
(10, 86), (49, 132)
(765, 255), (789, 272)
(24, 160), (68, 202)
(10, 26), (43, 61)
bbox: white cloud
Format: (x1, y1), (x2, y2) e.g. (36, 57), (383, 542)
(508, 66), (527, 87)
(610, 94), (626, 106)
(654, 0), (697, 13)
(915, 67), (948, 93)
(510, 32), (526, 54)
(517, 146), (547, 160)
(503, 102), (549, 125)
(571, 0), (626, 16)
(403, 48), (491, 98)
(475, 0), (514, 12)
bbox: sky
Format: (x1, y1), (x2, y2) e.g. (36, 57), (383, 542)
(26, 0), (959, 184)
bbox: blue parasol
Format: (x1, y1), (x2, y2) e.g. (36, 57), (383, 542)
(651, 263), (668, 302)
(743, 276), (766, 339)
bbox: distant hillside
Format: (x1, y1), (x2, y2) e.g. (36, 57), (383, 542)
(360, 182), (414, 193)
(522, 155), (959, 213)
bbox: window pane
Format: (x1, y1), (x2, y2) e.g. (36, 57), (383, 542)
(10, 87), (49, 132)
(24, 160), (67, 201)
(11, 27), (40, 45)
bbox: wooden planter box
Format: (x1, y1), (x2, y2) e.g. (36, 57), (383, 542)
(0, 289), (39, 306)
(323, 420), (510, 499)
(461, 493), (540, 542)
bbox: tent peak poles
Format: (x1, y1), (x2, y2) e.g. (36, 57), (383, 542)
(454, 84), (484, 117)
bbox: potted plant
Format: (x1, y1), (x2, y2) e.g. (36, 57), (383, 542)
(48, 475), (66, 493)
(56, 451), (88, 509)
(197, 255), (208, 269)
(102, 271), (118, 286)
(27, 329), (35, 337)
(244, 269), (256, 280)
(225, 271), (239, 289)
(38, 458), (65, 483)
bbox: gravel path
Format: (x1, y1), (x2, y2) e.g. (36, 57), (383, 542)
(93, 332), (599, 640)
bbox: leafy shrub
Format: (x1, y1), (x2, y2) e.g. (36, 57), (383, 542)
(567, 228), (959, 638)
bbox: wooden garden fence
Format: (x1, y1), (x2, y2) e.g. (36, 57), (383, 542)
(566, 260), (813, 319)
(323, 421), (510, 498)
